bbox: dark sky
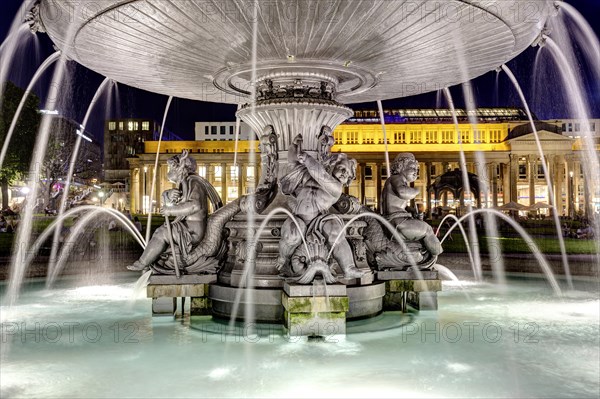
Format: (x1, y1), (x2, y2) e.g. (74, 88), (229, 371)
(1, 0), (599, 142)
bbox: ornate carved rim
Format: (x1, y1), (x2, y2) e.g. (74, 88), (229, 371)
(212, 59), (380, 101)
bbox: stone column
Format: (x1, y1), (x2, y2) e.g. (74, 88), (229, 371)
(566, 156), (574, 217)
(139, 165), (146, 214)
(501, 163), (509, 205)
(553, 156), (564, 215)
(425, 161), (432, 218)
(509, 154), (519, 203)
(221, 162), (227, 203)
(238, 163), (244, 198)
(359, 163), (366, 205)
(154, 165), (161, 212)
(491, 162), (498, 208)
(376, 164), (382, 211)
(545, 155), (555, 215)
(574, 161), (580, 214)
(528, 155), (536, 207)
(130, 168), (138, 214)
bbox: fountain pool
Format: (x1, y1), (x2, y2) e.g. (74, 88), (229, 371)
(1, 273), (598, 398)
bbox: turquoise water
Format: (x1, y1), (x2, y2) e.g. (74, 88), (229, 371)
(1, 273), (598, 398)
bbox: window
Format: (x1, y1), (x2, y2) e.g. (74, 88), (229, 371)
(211, 126), (217, 135)
(142, 121), (150, 130)
(394, 132), (406, 144)
(441, 130), (453, 144)
(473, 130), (482, 143)
(430, 164), (436, 176)
(198, 166), (207, 178)
(519, 162), (527, 180)
(220, 126), (226, 135)
(425, 131), (437, 144)
(574, 123), (580, 132)
(562, 123), (566, 131)
(229, 166), (239, 181)
(214, 165), (222, 182)
(246, 167), (255, 179)
(119, 122), (124, 130)
(537, 164), (545, 179)
(347, 131), (358, 144)
(364, 166), (373, 180)
(460, 131), (470, 144)
(410, 131), (422, 144)
(108, 122), (116, 130)
(127, 121), (138, 131)
(334, 131), (342, 143)
(363, 133), (374, 144)
(489, 130), (501, 143)
(381, 167), (388, 179)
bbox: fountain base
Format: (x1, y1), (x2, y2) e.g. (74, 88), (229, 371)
(282, 282), (349, 337)
(380, 272), (442, 312)
(147, 275), (216, 316)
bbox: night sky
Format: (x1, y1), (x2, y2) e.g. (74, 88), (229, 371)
(1, 0), (599, 142)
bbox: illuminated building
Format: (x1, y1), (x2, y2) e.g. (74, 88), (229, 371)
(127, 108), (599, 217)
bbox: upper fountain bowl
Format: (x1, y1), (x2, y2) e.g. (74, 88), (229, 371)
(38, 0), (555, 104)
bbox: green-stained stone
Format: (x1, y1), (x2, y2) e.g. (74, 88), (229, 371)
(281, 294), (349, 313)
(385, 279), (442, 293)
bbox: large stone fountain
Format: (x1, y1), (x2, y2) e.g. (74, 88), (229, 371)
(33, 0), (558, 334)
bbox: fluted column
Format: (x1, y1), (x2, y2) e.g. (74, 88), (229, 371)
(528, 155), (536, 206)
(491, 162), (498, 208)
(238, 163), (244, 198)
(425, 161), (432, 217)
(509, 155), (519, 203)
(375, 164), (382, 211)
(565, 155), (574, 217)
(553, 156), (563, 215)
(221, 162), (227, 203)
(359, 163), (366, 205)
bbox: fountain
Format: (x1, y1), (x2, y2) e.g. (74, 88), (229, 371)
(1, 0), (599, 397)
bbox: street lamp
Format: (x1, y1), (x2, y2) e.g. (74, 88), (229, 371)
(98, 191), (105, 206)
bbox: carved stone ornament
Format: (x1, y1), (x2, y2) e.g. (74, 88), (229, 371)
(26, 0), (46, 33)
(127, 151), (239, 275)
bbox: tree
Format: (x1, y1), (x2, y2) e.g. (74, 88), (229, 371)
(0, 82), (41, 209)
(38, 116), (102, 209)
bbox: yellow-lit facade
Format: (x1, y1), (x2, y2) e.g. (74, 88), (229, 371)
(128, 118), (599, 217)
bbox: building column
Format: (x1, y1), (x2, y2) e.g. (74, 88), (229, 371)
(473, 162), (483, 208)
(574, 161), (580, 214)
(528, 155), (536, 207)
(140, 165), (147, 214)
(238, 163), (245, 198)
(131, 168), (138, 214)
(565, 156), (574, 217)
(153, 165), (161, 212)
(553, 156), (564, 215)
(375, 163), (382, 211)
(509, 155), (519, 203)
(545, 155), (555, 215)
(491, 162), (498, 208)
(359, 163), (366, 205)
(425, 161), (432, 218)
(221, 162), (227, 203)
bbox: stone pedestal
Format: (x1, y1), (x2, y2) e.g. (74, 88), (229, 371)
(282, 282), (349, 336)
(146, 275), (216, 317)
(378, 270), (442, 312)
